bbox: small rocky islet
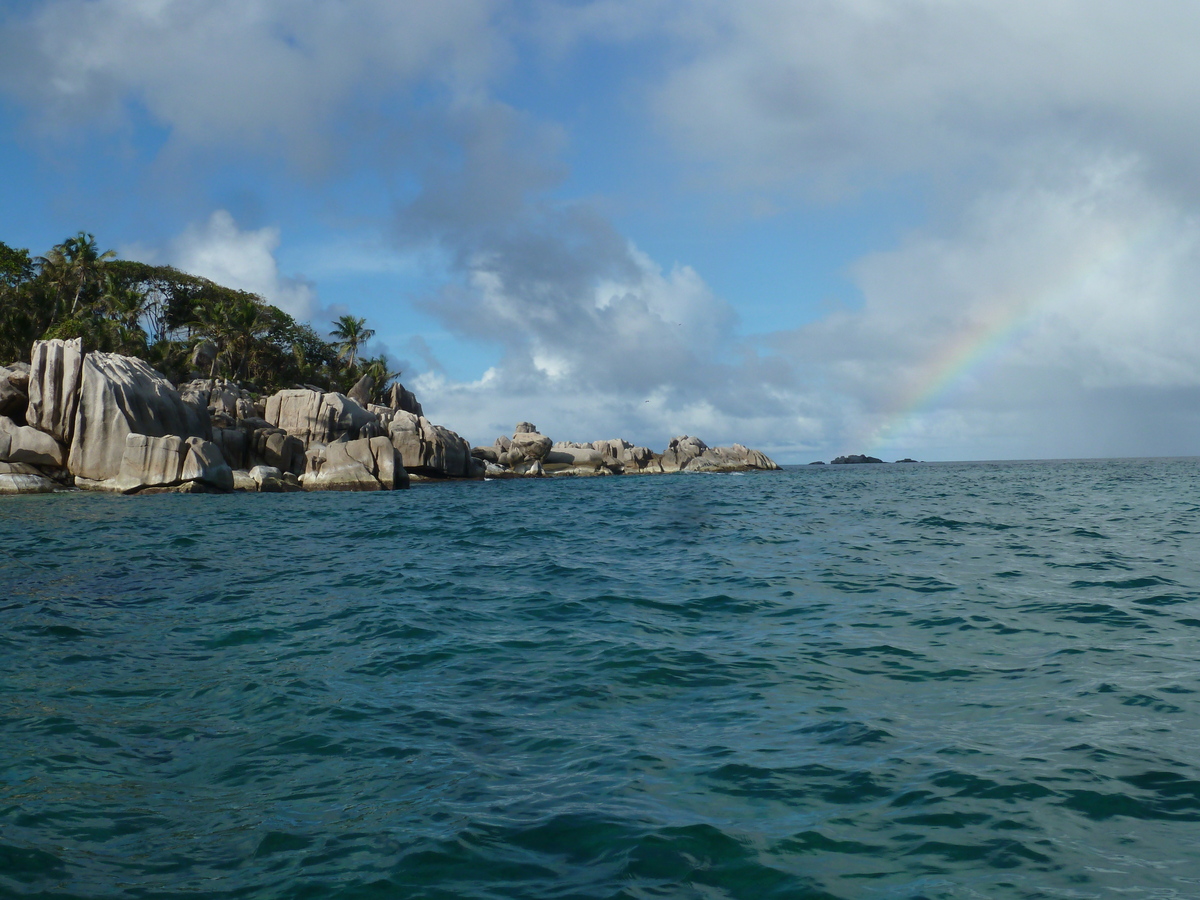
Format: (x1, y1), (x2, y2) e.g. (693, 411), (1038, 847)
(0, 338), (779, 495)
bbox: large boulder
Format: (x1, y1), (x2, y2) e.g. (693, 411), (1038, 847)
(660, 435), (709, 473)
(0, 364), (29, 421)
(191, 340), (217, 375)
(471, 445), (499, 463)
(249, 465), (284, 493)
(431, 424), (470, 477)
(27, 338), (84, 444)
(0, 415), (65, 467)
(116, 434), (187, 492)
(114, 434), (233, 493)
(303, 436), (408, 491)
(591, 439), (632, 467)
(347, 374), (374, 407)
(67, 352), (210, 483)
(387, 412), (472, 477)
(265, 389), (378, 446)
(0, 461), (60, 494)
(264, 389), (329, 445)
(384, 382), (423, 417)
(181, 436), (235, 491)
(622, 445), (662, 473)
(2, 362), (29, 393)
(509, 430), (552, 462)
(688, 444), (780, 473)
(543, 446), (605, 474)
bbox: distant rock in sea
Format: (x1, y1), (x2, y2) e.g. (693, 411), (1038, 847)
(808, 461), (825, 465)
(896, 458), (920, 463)
(831, 454), (884, 464)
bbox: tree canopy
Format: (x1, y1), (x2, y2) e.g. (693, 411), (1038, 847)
(0, 233), (392, 398)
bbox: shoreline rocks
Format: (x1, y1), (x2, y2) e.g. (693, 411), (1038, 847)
(0, 339), (781, 495)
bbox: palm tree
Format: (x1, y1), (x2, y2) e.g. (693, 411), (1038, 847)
(189, 291), (268, 380)
(101, 271), (146, 329)
(38, 232), (116, 319)
(329, 315), (375, 371)
(358, 354), (402, 404)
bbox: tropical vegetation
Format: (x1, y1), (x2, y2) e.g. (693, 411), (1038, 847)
(0, 232), (397, 400)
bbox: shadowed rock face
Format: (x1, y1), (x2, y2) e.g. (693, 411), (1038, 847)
(27, 338), (83, 444)
(0, 364), (30, 422)
(387, 412), (471, 478)
(0, 415), (65, 467)
(384, 383), (423, 417)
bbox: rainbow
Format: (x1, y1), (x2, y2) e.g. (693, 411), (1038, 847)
(861, 298), (1041, 457)
(858, 211), (1154, 458)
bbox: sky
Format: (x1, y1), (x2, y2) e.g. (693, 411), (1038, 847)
(3, 1), (1200, 462)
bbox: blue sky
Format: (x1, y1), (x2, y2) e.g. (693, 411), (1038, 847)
(5, 1), (1200, 462)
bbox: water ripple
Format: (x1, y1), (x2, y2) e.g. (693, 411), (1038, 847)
(3, 458), (1200, 897)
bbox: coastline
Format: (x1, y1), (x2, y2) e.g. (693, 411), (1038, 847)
(0, 338), (780, 495)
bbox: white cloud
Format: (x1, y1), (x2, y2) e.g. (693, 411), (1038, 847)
(13, 1), (1200, 461)
(651, 1), (1200, 198)
(773, 156), (1200, 459)
(0, 0), (502, 167)
(168, 210), (317, 320)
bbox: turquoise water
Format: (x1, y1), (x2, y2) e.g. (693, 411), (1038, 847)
(4, 459), (1200, 898)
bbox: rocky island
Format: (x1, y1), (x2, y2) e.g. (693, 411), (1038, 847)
(0, 338), (779, 495)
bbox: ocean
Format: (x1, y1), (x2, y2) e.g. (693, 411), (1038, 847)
(3, 458), (1200, 899)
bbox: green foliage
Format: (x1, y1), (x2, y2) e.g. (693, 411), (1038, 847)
(0, 241), (52, 363)
(358, 354), (401, 404)
(0, 241), (34, 288)
(329, 314), (376, 371)
(1, 231), (389, 396)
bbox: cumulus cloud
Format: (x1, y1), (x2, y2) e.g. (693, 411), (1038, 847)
(10, 1), (1200, 460)
(167, 210), (317, 321)
(651, 0), (1200, 198)
(0, 0), (502, 168)
(390, 102), (807, 449)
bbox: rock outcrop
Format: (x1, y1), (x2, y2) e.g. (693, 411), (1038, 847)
(265, 389), (378, 446)
(0, 461), (60, 494)
(0, 416), (65, 467)
(472, 425), (778, 479)
(111, 434), (233, 494)
(384, 382), (423, 417)
(660, 435), (709, 472)
(347, 374), (374, 407)
(27, 338), (84, 444)
(303, 436), (408, 491)
(687, 443), (778, 472)
(831, 454), (884, 464)
(544, 444), (606, 475)
(388, 412), (472, 478)
(1, 338), (780, 496)
(0, 363), (30, 421)
(68, 352), (209, 483)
